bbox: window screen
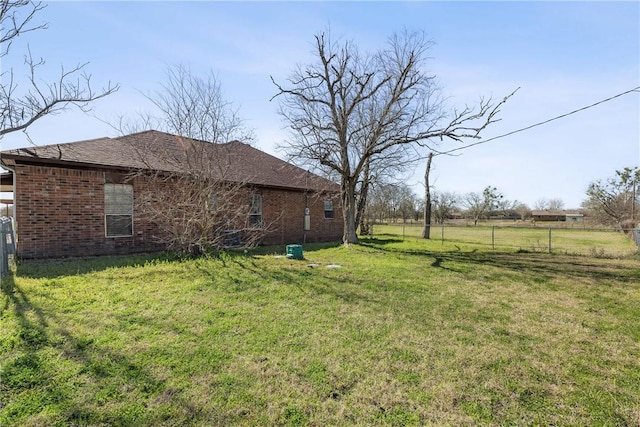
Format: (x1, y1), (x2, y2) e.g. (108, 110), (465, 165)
(105, 183), (133, 237)
(248, 194), (263, 228)
(323, 200), (334, 219)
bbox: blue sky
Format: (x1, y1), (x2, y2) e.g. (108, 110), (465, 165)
(1, 1), (639, 209)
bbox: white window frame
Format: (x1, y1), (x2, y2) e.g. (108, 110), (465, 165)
(248, 193), (263, 229)
(104, 183), (133, 237)
(323, 200), (334, 219)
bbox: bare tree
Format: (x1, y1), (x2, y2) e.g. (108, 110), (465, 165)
(129, 136), (269, 256)
(547, 198), (565, 210)
(419, 89), (515, 238)
(463, 186), (503, 225)
(365, 183), (393, 225)
(373, 182), (417, 223)
(355, 146), (414, 235)
(364, 182), (416, 225)
(273, 30), (516, 244)
(515, 202), (531, 221)
(494, 198), (524, 219)
(120, 65), (268, 256)
(422, 151), (434, 237)
(1, 0), (118, 138)
(145, 64), (254, 144)
(584, 166), (639, 227)
(397, 186), (419, 223)
(534, 197), (564, 211)
(463, 192), (485, 226)
(273, 31), (443, 245)
(533, 198), (549, 210)
(431, 191), (459, 224)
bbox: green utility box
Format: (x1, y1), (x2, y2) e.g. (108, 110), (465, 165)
(286, 244), (303, 260)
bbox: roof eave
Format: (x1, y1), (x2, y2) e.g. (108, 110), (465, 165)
(0, 153), (138, 172)
(3, 153), (339, 193)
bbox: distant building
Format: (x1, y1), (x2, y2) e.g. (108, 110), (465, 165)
(488, 212), (522, 221)
(565, 212), (585, 222)
(531, 210), (584, 222)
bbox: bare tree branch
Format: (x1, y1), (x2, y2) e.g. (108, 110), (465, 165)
(143, 64), (254, 145)
(0, 0), (46, 57)
(273, 29), (515, 245)
(114, 65), (266, 256)
(584, 167), (639, 227)
(0, 0), (119, 138)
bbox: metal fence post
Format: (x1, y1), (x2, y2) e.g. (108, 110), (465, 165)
(0, 228), (7, 277)
(548, 227), (552, 253)
(1, 219), (8, 277)
(0, 218), (16, 277)
(492, 226), (495, 250)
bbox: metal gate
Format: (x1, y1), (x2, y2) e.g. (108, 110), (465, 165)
(1, 217), (16, 277)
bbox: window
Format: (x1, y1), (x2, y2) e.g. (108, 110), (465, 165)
(323, 200), (334, 219)
(105, 183), (133, 237)
(248, 193), (263, 228)
(208, 192), (218, 213)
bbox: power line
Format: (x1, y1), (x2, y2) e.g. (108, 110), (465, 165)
(442, 86), (640, 155)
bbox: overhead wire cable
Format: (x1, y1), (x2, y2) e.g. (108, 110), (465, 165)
(441, 86), (640, 155)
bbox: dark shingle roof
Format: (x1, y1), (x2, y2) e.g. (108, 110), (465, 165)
(0, 130), (337, 192)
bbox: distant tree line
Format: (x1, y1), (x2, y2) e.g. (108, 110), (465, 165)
(359, 166), (640, 231)
(361, 183), (526, 226)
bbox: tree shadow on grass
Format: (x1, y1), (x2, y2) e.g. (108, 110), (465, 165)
(365, 244), (640, 283)
(193, 254), (381, 305)
(226, 236), (639, 292)
(0, 273), (216, 426)
(358, 236), (404, 246)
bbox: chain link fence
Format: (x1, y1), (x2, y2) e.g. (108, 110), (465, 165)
(368, 223), (639, 257)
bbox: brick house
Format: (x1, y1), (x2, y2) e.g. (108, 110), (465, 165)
(0, 130), (343, 259)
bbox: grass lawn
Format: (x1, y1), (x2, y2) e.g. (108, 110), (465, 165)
(1, 235), (639, 426)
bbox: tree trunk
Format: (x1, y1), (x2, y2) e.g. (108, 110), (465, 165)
(356, 159), (371, 235)
(422, 152), (433, 239)
(342, 179), (359, 245)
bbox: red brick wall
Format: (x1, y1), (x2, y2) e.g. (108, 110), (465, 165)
(14, 164), (165, 258)
(13, 163), (343, 258)
(258, 187), (343, 246)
